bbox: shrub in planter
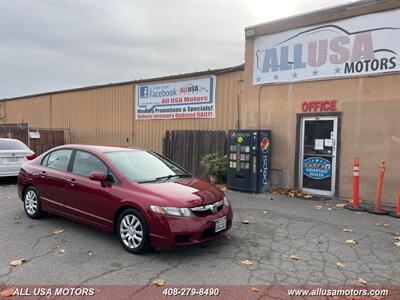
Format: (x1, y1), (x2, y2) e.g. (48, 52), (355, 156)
(200, 153), (228, 183)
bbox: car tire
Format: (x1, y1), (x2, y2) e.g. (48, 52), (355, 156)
(117, 208), (150, 254)
(23, 186), (45, 219)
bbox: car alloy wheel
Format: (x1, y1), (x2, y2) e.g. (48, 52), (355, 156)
(120, 214), (143, 249)
(117, 208), (150, 254)
(23, 187), (44, 219)
(25, 190), (38, 215)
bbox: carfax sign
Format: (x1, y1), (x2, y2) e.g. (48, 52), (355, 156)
(253, 8), (400, 85)
(135, 76), (216, 120)
(303, 157), (332, 180)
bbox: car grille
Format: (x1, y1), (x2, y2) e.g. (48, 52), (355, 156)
(190, 199), (224, 217)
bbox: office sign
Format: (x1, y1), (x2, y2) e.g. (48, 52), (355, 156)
(136, 76), (216, 120)
(253, 8), (400, 85)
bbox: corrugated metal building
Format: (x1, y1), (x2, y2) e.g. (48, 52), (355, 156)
(0, 65), (244, 153)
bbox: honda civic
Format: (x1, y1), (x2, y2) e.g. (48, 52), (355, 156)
(17, 145), (232, 254)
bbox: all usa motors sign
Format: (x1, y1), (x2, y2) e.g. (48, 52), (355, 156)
(136, 76), (216, 120)
(253, 9), (400, 85)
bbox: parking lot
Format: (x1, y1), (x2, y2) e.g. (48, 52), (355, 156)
(1, 177), (400, 286)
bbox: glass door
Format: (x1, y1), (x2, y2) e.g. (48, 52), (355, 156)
(299, 116), (338, 196)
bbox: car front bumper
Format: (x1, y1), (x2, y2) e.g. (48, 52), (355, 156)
(148, 205), (233, 248)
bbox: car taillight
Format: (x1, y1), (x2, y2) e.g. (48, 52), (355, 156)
(26, 153), (37, 160)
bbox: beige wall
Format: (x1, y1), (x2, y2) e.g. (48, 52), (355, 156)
(243, 37), (400, 205)
(2, 84), (134, 147)
(2, 95), (51, 127)
(1, 69), (243, 153)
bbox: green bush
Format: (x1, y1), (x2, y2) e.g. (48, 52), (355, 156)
(200, 153), (228, 177)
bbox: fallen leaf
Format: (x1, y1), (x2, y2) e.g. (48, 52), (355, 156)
(152, 279), (165, 286)
(225, 235), (232, 240)
(336, 203), (347, 208)
(14, 216), (21, 220)
(56, 248), (66, 254)
(383, 224), (390, 227)
(376, 223), (382, 226)
(358, 277), (367, 285)
(394, 236), (400, 241)
(52, 228), (65, 235)
(315, 206), (322, 210)
(394, 241), (400, 247)
(0, 288), (14, 297)
(327, 208), (332, 211)
(241, 220), (250, 224)
(394, 232), (400, 236)
(240, 259), (254, 265)
(356, 212), (363, 215)
(10, 259), (25, 267)
(304, 195), (313, 199)
(342, 229), (353, 232)
(345, 239), (357, 245)
(250, 287), (259, 293)
(290, 255), (300, 260)
(262, 210), (268, 214)
(336, 261), (346, 268)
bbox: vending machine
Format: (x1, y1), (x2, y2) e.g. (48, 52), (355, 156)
(227, 130), (272, 193)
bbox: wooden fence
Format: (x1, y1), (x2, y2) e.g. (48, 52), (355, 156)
(0, 123), (69, 155)
(163, 130), (227, 177)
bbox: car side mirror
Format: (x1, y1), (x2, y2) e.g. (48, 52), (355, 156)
(89, 171), (107, 182)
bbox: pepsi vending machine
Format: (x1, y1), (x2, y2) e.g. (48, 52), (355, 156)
(227, 130), (271, 193)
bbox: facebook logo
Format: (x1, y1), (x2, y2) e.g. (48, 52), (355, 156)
(139, 86), (149, 98)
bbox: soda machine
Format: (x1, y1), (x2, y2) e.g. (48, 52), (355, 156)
(227, 130), (272, 193)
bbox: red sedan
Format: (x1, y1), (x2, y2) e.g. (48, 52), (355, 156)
(17, 145), (232, 254)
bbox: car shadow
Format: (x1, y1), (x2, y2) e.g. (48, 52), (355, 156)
(0, 176), (18, 185)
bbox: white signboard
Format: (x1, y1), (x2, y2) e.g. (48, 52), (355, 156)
(29, 131), (40, 139)
(253, 9), (400, 85)
(135, 76), (216, 120)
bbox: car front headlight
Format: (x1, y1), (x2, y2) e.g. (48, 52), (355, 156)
(150, 205), (193, 217)
(223, 196), (230, 207)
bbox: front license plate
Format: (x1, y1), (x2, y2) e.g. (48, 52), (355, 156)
(215, 216), (227, 233)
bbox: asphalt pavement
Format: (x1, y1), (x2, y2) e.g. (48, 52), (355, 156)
(1, 177), (399, 285)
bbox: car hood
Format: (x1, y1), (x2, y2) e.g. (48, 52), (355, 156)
(139, 177), (224, 207)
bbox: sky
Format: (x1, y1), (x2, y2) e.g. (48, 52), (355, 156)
(0, 0), (356, 99)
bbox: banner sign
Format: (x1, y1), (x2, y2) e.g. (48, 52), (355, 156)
(253, 9), (400, 85)
(135, 76), (216, 120)
(303, 157), (332, 180)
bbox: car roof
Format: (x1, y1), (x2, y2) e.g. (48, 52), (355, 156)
(55, 144), (146, 153)
(0, 138), (24, 142)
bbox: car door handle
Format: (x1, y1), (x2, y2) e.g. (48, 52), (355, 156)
(40, 171), (46, 178)
(65, 178), (77, 185)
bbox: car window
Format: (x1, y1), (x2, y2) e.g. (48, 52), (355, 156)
(72, 150), (107, 177)
(45, 149), (73, 172)
(105, 150), (188, 182)
(0, 139), (30, 151)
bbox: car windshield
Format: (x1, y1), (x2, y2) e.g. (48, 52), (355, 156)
(0, 139), (30, 151)
(105, 150), (190, 183)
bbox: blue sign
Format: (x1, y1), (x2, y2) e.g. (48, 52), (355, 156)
(303, 157), (331, 180)
(139, 86), (149, 98)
